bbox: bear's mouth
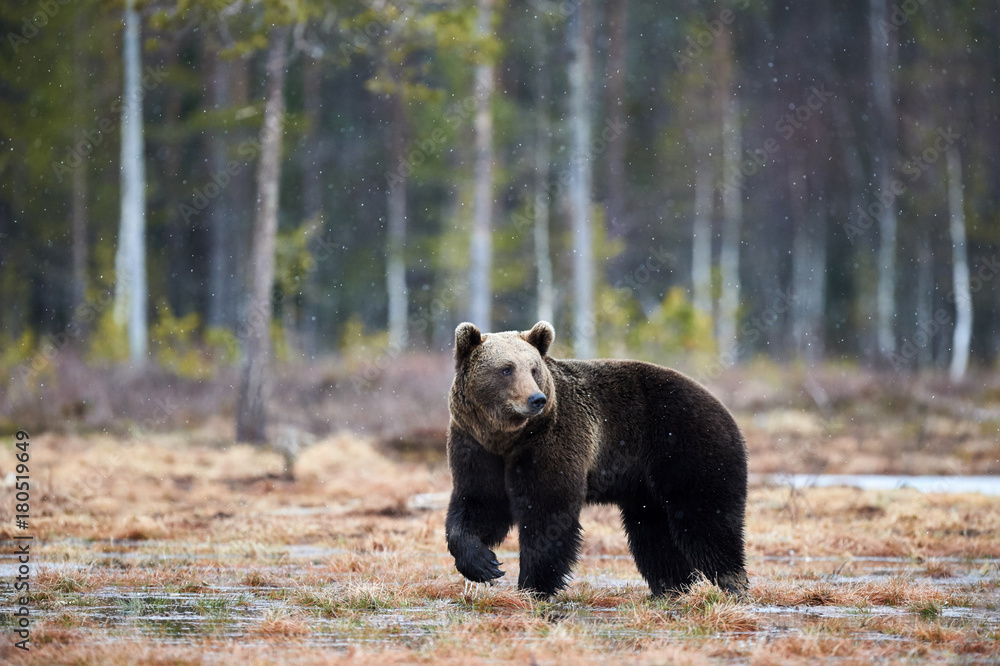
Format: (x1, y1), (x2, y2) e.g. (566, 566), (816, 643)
(509, 403), (544, 419)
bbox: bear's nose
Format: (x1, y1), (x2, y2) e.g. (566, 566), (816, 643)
(528, 392), (547, 411)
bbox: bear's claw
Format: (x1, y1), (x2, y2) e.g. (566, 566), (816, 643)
(454, 542), (506, 582)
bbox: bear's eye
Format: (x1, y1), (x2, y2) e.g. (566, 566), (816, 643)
(501, 366), (514, 376)
(531, 367), (540, 378)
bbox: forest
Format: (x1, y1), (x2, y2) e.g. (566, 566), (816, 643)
(2, 0), (997, 400)
(1, 3), (1000, 663)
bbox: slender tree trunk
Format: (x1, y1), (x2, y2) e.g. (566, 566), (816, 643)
(568, 0), (595, 358)
(236, 26), (288, 444)
(386, 88), (409, 349)
(114, 0), (147, 363)
(533, 19), (554, 325)
(947, 148), (972, 382)
(915, 235), (933, 368)
(208, 49), (238, 329)
(691, 150), (713, 318)
(604, 0), (627, 238)
(870, 0), (899, 362)
(789, 164), (827, 361)
(71, 11), (88, 321)
(162, 48), (186, 315)
(716, 30), (741, 363)
(301, 57), (323, 223)
(831, 97), (878, 359)
(469, 0), (495, 330)
(71, 155), (88, 315)
(301, 56), (323, 355)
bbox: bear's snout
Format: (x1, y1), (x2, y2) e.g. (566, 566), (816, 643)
(527, 392), (547, 413)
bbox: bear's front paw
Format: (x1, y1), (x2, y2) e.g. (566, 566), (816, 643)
(453, 541), (505, 583)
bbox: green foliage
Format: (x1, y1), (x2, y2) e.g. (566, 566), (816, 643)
(0, 329), (36, 380)
(339, 315), (389, 367)
(595, 284), (640, 359)
(628, 288), (716, 362)
(204, 327), (240, 367)
(86, 311), (129, 366)
(150, 303), (207, 378)
(149, 304), (240, 378)
(275, 220), (319, 299)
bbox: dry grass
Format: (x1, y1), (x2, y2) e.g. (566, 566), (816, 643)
(0, 430), (998, 664)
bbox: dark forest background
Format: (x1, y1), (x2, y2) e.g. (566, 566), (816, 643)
(2, 0), (999, 436)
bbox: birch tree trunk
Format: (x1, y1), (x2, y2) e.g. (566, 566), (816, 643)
(789, 163), (827, 361)
(691, 151), (713, 318)
(468, 0), (494, 331)
(870, 0), (899, 361)
(236, 26), (288, 444)
(208, 50), (239, 329)
(386, 88), (409, 349)
(568, 0), (595, 359)
(947, 148), (972, 381)
(533, 18), (554, 325)
(114, 0), (147, 363)
(716, 30), (741, 363)
(604, 0), (627, 238)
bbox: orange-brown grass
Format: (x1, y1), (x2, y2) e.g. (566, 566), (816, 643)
(2, 431), (999, 665)
(458, 585), (535, 612)
(752, 575), (948, 608)
(255, 609), (311, 637)
(672, 576), (759, 634)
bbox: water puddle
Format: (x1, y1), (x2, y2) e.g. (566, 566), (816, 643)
(755, 474), (1000, 495)
(1, 546), (997, 651)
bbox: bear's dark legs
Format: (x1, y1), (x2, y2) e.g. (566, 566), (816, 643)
(515, 508), (583, 597)
(446, 432), (512, 583)
(662, 501), (748, 596)
(620, 503), (694, 596)
(507, 454), (585, 597)
(446, 494), (512, 582)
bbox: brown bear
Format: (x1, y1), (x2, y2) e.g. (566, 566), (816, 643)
(445, 320), (748, 598)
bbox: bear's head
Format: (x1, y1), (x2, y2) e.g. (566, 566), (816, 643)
(450, 321), (556, 442)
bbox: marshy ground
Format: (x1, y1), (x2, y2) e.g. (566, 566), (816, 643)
(0, 422), (998, 664)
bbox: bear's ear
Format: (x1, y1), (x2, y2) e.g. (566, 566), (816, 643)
(454, 322), (483, 366)
(523, 321), (555, 356)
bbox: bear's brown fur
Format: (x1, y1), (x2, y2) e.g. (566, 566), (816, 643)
(446, 321), (748, 597)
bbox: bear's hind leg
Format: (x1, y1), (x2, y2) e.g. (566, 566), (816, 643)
(620, 503), (694, 596)
(665, 505), (748, 596)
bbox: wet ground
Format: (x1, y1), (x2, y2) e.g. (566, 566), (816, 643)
(1, 443), (998, 663)
(3, 540), (998, 657)
(756, 474), (1000, 496)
